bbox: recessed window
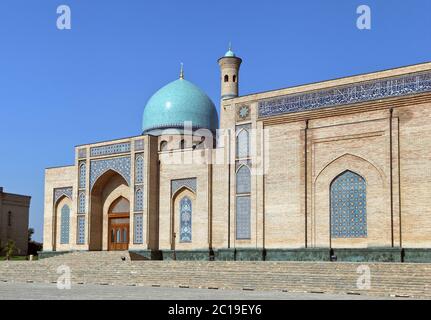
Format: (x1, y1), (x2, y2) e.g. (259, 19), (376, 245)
(233, 75), (237, 82)
(224, 75), (229, 82)
(7, 211), (12, 227)
(160, 140), (168, 151)
(180, 139), (185, 149)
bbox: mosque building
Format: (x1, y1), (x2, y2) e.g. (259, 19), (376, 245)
(42, 47), (431, 261)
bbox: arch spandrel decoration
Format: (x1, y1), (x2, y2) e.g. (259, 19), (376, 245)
(54, 187), (73, 205)
(171, 178), (197, 196)
(90, 156), (131, 190)
(330, 170), (367, 238)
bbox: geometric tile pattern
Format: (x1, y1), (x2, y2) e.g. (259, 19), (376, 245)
(171, 178), (197, 196)
(134, 187), (144, 212)
(259, 71), (431, 118)
(236, 195), (251, 240)
(236, 165), (251, 194)
(134, 214), (143, 244)
(77, 216), (85, 244)
(330, 170), (367, 238)
(90, 156), (131, 189)
(135, 154), (144, 184)
(179, 196), (192, 242)
(90, 142), (131, 157)
(54, 187), (73, 204)
(60, 204), (70, 244)
(78, 191), (86, 214)
(79, 162), (86, 189)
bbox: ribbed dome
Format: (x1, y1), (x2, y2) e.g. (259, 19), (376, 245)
(142, 78), (219, 135)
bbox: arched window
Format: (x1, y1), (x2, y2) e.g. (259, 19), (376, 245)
(236, 129), (249, 158)
(236, 165), (251, 194)
(116, 229), (121, 243)
(160, 140), (168, 151)
(233, 75), (237, 83)
(180, 196), (192, 242)
(111, 229), (115, 242)
(60, 205), (70, 244)
(135, 155), (144, 184)
(79, 163), (86, 189)
(78, 192), (86, 214)
(224, 74), (229, 82)
(330, 170), (367, 238)
(135, 188), (144, 211)
(180, 139), (185, 149)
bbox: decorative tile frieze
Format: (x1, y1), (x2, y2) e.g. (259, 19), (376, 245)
(54, 187), (73, 204)
(90, 156), (131, 189)
(90, 142), (131, 157)
(171, 178), (197, 196)
(258, 71), (431, 118)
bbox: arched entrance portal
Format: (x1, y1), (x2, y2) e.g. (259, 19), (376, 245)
(90, 170), (130, 251)
(108, 197), (130, 251)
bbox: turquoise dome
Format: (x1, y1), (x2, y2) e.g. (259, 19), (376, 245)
(142, 78), (219, 134)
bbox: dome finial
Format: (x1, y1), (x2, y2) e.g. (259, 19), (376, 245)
(179, 62), (184, 79)
(229, 41), (232, 51)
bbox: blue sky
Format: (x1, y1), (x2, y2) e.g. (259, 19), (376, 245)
(1, 0), (430, 242)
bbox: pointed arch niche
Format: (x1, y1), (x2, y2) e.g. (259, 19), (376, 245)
(312, 153), (390, 249)
(171, 187), (196, 250)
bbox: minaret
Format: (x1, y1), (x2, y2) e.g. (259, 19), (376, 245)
(218, 43), (242, 100)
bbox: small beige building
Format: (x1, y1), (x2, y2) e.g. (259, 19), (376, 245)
(42, 48), (431, 262)
(0, 187), (31, 256)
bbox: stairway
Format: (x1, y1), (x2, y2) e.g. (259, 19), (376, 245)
(1, 251), (430, 299)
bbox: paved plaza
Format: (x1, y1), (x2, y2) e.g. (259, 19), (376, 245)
(0, 282), (400, 300)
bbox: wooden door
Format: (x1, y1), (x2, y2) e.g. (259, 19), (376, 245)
(108, 214), (130, 251)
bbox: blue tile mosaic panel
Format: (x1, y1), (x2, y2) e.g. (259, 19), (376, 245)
(330, 170), (367, 238)
(90, 142), (131, 157)
(134, 187), (144, 212)
(180, 197), (192, 242)
(259, 71), (431, 118)
(78, 191), (86, 214)
(77, 216), (85, 244)
(236, 165), (251, 194)
(171, 178), (197, 196)
(134, 214), (143, 244)
(79, 162), (86, 189)
(90, 156), (131, 189)
(135, 154), (144, 184)
(54, 187), (72, 204)
(236, 196), (251, 240)
(60, 205), (70, 244)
